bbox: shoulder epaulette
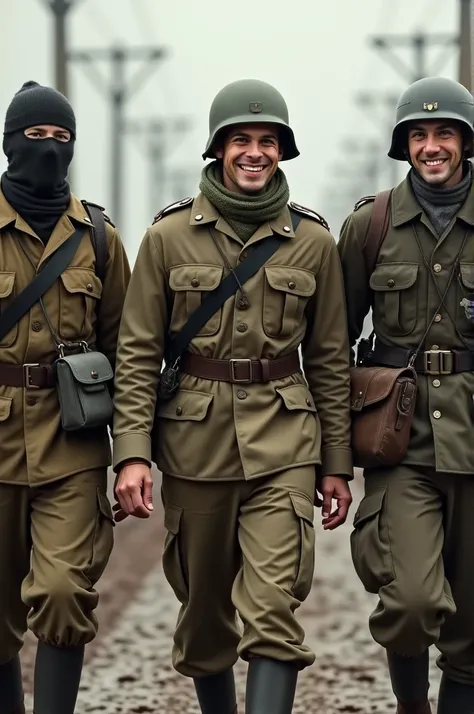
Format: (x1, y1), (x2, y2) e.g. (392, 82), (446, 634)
(153, 197), (193, 224)
(354, 195), (375, 212)
(81, 200), (115, 227)
(288, 201), (330, 231)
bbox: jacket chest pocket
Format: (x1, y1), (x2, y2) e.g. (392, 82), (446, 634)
(169, 264), (223, 337)
(370, 263), (418, 336)
(263, 266), (316, 338)
(456, 263), (474, 336)
(59, 268), (102, 340)
(0, 272), (18, 347)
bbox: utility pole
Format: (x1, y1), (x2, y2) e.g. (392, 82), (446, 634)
(39, 0), (82, 97)
(69, 44), (167, 229)
(127, 116), (191, 218)
(459, 0), (472, 89)
(356, 91), (401, 187)
(370, 31), (458, 82)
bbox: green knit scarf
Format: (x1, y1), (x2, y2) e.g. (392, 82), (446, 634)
(199, 160), (290, 242)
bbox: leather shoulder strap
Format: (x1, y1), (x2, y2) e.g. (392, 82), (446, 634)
(362, 189), (393, 275)
(82, 201), (108, 283)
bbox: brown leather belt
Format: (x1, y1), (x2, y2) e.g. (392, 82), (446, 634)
(370, 342), (474, 375)
(180, 351), (301, 383)
(0, 363), (56, 389)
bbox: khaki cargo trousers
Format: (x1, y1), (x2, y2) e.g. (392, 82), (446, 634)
(351, 465), (474, 685)
(161, 466), (316, 678)
(0, 468), (114, 664)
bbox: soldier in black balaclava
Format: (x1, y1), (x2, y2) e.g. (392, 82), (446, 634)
(1, 80), (76, 243)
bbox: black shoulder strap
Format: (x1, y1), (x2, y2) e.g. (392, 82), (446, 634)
(0, 229), (85, 344)
(83, 202), (108, 283)
(167, 235), (282, 363)
(363, 189), (393, 275)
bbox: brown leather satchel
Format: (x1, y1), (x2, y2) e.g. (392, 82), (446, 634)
(350, 365), (417, 468)
(349, 189), (418, 468)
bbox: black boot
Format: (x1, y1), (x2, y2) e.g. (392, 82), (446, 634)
(245, 658), (298, 714)
(193, 669), (237, 714)
(0, 655), (24, 714)
(437, 673), (474, 714)
(33, 641), (84, 714)
(387, 650), (430, 711)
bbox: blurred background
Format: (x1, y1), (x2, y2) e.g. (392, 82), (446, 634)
(1, 0), (470, 267)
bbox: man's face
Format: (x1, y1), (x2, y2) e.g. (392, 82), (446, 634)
(24, 124), (71, 142)
(407, 120), (465, 187)
(214, 124), (283, 194)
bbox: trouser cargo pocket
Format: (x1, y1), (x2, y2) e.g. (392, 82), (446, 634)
(289, 491), (315, 602)
(350, 486), (394, 594)
(162, 504), (189, 604)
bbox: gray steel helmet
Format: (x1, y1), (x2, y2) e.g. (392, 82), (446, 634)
(202, 79), (299, 161)
(388, 76), (474, 160)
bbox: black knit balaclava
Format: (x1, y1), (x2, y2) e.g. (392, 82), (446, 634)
(1, 81), (76, 241)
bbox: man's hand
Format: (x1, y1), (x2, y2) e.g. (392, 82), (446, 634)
(315, 475), (352, 531)
(113, 462), (154, 523)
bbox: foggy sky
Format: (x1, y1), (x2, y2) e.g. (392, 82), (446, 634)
(1, 0), (460, 262)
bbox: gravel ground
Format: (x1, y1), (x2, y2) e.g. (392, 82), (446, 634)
(21, 470), (442, 713)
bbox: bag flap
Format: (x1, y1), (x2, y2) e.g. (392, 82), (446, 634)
(57, 351), (114, 384)
(350, 366), (416, 411)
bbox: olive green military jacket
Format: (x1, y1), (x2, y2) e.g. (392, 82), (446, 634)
(112, 194), (353, 481)
(0, 190), (130, 485)
(338, 175), (474, 474)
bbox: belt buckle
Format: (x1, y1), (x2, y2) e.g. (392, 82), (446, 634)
(230, 358), (253, 383)
(23, 363), (41, 389)
(423, 349), (453, 375)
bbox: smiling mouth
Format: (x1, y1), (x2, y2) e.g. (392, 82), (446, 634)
(423, 158), (448, 167)
(238, 164), (266, 173)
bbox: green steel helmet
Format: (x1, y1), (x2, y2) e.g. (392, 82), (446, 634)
(202, 79), (299, 161)
(388, 76), (474, 161)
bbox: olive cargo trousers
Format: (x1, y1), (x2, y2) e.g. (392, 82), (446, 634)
(161, 466), (316, 678)
(351, 465), (474, 685)
(0, 469), (114, 664)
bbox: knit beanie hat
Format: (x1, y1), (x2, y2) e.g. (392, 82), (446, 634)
(3, 80), (76, 138)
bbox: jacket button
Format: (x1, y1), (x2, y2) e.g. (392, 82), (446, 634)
(387, 279), (395, 287)
(237, 296), (250, 310)
(32, 321), (42, 332)
(433, 264), (442, 273)
(432, 379), (441, 388)
(176, 406), (183, 416)
(191, 278), (200, 288)
(195, 214), (203, 221)
(237, 323), (248, 333)
(26, 396), (37, 406)
(306, 398), (311, 406)
(433, 410), (441, 419)
(86, 283), (93, 292)
(237, 390), (247, 400)
(283, 225), (291, 233)
(434, 313), (442, 322)
(288, 281), (296, 290)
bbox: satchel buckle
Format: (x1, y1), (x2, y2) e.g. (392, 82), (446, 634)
(423, 349), (453, 375)
(23, 363), (41, 389)
(230, 358), (253, 383)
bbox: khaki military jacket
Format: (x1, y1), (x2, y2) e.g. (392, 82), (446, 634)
(0, 190), (130, 485)
(338, 175), (474, 474)
(112, 193), (353, 482)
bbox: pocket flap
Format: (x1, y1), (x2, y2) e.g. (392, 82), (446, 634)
(97, 488), (115, 525)
(0, 396), (12, 422)
(0, 272), (15, 298)
(169, 265), (223, 292)
(350, 366), (416, 411)
(157, 389), (214, 421)
(57, 351), (114, 385)
(460, 263), (474, 290)
(353, 488), (386, 527)
(164, 504), (182, 535)
(265, 266), (316, 297)
(369, 263), (418, 291)
(276, 384), (316, 412)
(290, 492), (314, 524)
(61, 269), (102, 298)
